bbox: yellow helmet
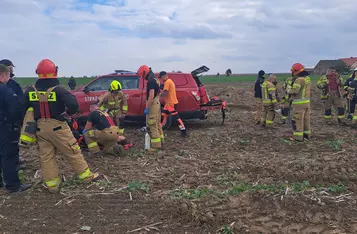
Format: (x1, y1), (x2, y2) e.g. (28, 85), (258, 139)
(110, 80), (122, 91)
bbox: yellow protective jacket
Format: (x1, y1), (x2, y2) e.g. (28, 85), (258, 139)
(19, 107), (36, 147)
(98, 91), (128, 113)
(261, 80), (277, 106)
(286, 76), (311, 106)
(281, 77), (293, 104)
(316, 74), (344, 99)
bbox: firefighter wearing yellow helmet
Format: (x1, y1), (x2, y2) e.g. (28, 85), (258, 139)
(97, 80), (128, 134)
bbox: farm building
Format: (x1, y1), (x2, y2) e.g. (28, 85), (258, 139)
(313, 60), (342, 75)
(339, 57), (357, 69)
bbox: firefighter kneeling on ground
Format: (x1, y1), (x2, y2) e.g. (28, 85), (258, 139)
(97, 80), (128, 134)
(261, 73), (278, 127)
(82, 106), (127, 156)
(286, 63), (311, 141)
(21, 59), (102, 193)
(317, 67), (346, 125)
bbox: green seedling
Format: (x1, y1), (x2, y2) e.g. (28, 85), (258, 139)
(218, 224), (234, 234)
(126, 181), (149, 193)
(327, 139), (343, 151)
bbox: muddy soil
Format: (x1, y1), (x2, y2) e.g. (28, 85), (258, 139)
(1, 82), (357, 233)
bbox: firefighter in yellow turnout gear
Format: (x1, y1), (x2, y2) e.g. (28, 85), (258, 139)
(317, 68), (346, 125)
(22, 59), (101, 193)
(82, 106), (126, 156)
(260, 74), (278, 127)
(97, 80), (128, 134)
(137, 65), (164, 153)
(286, 63), (311, 141)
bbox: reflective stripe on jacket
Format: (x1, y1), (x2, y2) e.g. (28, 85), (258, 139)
(287, 76), (311, 105)
(261, 81), (277, 105)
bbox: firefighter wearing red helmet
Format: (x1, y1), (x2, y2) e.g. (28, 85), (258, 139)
(21, 59), (102, 193)
(137, 65), (164, 153)
(285, 63), (311, 141)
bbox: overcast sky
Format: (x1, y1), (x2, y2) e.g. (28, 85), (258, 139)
(1, 0), (356, 77)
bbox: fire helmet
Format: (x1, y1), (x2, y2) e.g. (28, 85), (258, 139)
(36, 59), (58, 79)
(110, 80), (122, 91)
(137, 65), (150, 80)
(291, 63), (305, 76)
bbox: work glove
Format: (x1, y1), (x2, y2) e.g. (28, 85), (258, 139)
(286, 85), (293, 94)
(144, 108), (149, 115)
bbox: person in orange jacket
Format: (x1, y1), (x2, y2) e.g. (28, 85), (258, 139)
(159, 71), (187, 136)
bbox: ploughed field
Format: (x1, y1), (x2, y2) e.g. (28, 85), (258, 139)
(1, 82), (357, 234)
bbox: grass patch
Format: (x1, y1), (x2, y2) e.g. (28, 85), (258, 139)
(172, 187), (214, 199)
(16, 77), (93, 88)
(171, 181), (348, 199)
(125, 181), (149, 193)
(327, 139), (343, 151)
(218, 224), (234, 234)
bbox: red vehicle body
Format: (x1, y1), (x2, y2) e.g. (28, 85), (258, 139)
(70, 66), (226, 128)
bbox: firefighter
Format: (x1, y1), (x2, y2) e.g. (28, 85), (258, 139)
(0, 64), (31, 193)
(286, 63), (311, 141)
(159, 71), (187, 136)
(348, 69), (357, 127)
(137, 65), (164, 152)
(22, 59), (101, 193)
(280, 76), (294, 123)
(0, 59), (24, 171)
(254, 70), (265, 124)
(260, 73), (278, 127)
(317, 67), (346, 125)
(97, 80), (127, 134)
(343, 69), (357, 120)
(68, 76), (76, 90)
(82, 106), (126, 156)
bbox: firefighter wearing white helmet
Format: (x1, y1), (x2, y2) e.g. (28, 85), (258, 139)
(97, 80), (128, 134)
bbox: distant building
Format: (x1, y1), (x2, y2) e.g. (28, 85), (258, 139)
(352, 61), (357, 70)
(313, 60), (343, 75)
(339, 57), (357, 69)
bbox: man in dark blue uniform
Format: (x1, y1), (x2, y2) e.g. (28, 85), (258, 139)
(0, 59), (24, 171)
(0, 64), (31, 193)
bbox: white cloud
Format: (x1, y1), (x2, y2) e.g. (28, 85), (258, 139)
(0, 0), (356, 77)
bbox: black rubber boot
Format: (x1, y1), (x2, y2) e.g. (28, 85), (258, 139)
(114, 144), (125, 157)
(180, 129), (188, 137)
(7, 184), (32, 193)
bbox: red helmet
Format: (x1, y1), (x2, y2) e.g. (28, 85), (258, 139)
(291, 63), (305, 76)
(137, 65), (150, 79)
(36, 59), (58, 79)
